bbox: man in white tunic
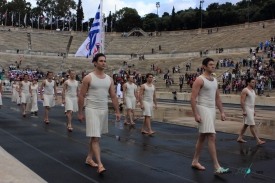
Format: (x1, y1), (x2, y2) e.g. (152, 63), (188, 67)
(237, 78), (265, 145)
(139, 73), (157, 136)
(19, 74), (31, 117)
(190, 58), (229, 174)
(40, 72), (57, 124)
(123, 75), (138, 125)
(78, 53), (120, 174)
(62, 70), (79, 132)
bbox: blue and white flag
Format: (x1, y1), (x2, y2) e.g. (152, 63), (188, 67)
(75, 3), (102, 58)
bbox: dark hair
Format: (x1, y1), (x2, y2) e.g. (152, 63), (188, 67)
(202, 58), (214, 66)
(92, 53), (106, 63)
(127, 74), (134, 79)
(69, 70), (74, 74)
(23, 74), (28, 77)
(246, 77), (255, 84)
(46, 72), (53, 77)
(146, 73), (153, 78)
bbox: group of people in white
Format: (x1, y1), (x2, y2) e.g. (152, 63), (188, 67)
(1, 54), (267, 176)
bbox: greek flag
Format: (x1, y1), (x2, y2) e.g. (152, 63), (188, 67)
(75, 4), (102, 59)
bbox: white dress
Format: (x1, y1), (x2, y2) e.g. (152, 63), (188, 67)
(196, 76), (217, 133)
(65, 80), (78, 112)
(85, 73), (111, 137)
(11, 83), (17, 102)
(43, 80), (55, 107)
(243, 88), (255, 125)
(20, 81), (31, 104)
(125, 83), (137, 109)
(142, 84), (155, 117)
(27, 84), (38, 112)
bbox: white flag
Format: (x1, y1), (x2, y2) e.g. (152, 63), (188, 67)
(75, 3), (102, 58)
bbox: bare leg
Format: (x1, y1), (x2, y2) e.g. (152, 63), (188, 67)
(132, 109), (137, 120)
(250, 126), (265, 145)
(192, 133), (206, 166)
(124, 109), (130, 124)
(237, 124), (248, 142)
(141, 118), (148, 133)
(207, 134), (221, 170)
(67, 110), (73, 129)
(45, 107), (49, 120)
(91, 137), (103, 167)
(128, 109), (135, 124)
(87, 138), (94, 159)
(145, 116), (154, 134)
(22, 103), (26, 115)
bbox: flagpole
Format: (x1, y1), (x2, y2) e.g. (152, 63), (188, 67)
(38, 16), (39, 30)
(19, 12), (20, 27)
(11, 12), (13, 27)
(100, 0), (104, 54)
(31, 14), (33, 29)
(5, 10), (7, 26)
(51, 14), (52, 31)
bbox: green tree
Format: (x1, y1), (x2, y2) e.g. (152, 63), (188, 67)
(107, 11), (112, 32)
(76, 0), (84, 31)
(113, 7), (141, 32)
(170, 6), (176, 30)
(142, 13), (159, 31)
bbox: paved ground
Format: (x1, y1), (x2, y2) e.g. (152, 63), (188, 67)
(0, 98), (275, 183)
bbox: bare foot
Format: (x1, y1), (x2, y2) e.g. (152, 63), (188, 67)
(237, 138), (247, 143)
(141, 130), (148, 134)
(124, 121), (130, 125)
(130, 121), (135, 125)
(257, 140), (265, 146)
(191, 163), (206, 170)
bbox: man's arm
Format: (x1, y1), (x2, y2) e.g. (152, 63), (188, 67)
(109, 78), (120, 121)
(40, 80), (45, 99)
(153, 86), (157, 109)
(240, 89), (247, 115)
(134, 84), (139, 102)
(78, 75), (91, 121)
(54, 81), (57, 98)
(122, 83), (127, 104)
(62, 81), (68, 103)
(139, 85), (145, 108)
(190, 78), (203, 120)
(29, 83), (32, 97)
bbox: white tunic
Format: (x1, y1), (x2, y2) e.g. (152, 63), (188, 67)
(116, 83), (123, 98)
(43, 80), (55, 107)
(21, 81), (31, 104)
(196, 76), (217, 133)
(243, 88), (255, 125)
(125, 83), (137, 109)
(142, 84), (155, 117)
(85, 72), (111, 137)
(65, 80), (78, 112)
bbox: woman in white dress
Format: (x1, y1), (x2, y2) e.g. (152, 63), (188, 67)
(27, 80), (39, 115)
(11, 81), (17, 102)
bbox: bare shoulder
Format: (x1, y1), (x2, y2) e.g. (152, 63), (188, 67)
(194, 77), (203, 85)
(241, 88), (248, 95)
(83, 74), (91, 84)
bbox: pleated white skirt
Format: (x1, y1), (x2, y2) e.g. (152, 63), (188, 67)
(11, 89), (17, 102)
(196, 105), (216, 133)
(43, 94), (55, 108)
(65, 96), (78, 112)
(142, 100), (153, 117)
(21, 92), (31, 104)
(85, 108), (108, 137)
(243, 106), (255, 125)
(125, 97), (136, 109)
